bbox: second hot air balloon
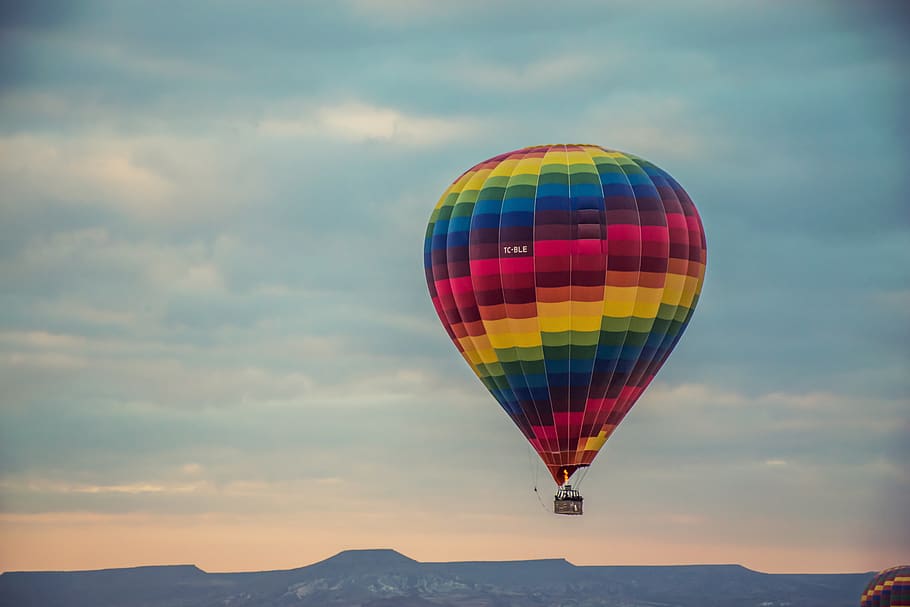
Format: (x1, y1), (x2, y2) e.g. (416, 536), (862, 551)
(423, 144), (706, 514)
(861, 566), (910, 607)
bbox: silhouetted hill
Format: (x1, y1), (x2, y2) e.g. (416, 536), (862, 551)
(306, 548), (420, 575)
(0, 549), (875, 607)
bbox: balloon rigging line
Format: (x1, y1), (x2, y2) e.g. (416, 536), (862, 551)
(527, 444), (551, 513)
(573, 464), (590, 489)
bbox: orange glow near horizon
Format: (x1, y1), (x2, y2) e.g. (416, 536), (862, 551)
(1, 511), (903, 575)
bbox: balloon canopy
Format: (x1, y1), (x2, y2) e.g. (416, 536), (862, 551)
(423, 144), (706, 485)
(861, 566), (910, 607)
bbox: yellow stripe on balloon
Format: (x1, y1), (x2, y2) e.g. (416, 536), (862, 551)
(661, 274), (686, 303)
(538, 314), (572, 333)
(488, 158), (520, 178)
(483, 317), (541, 338)
(584, 431), (609, 452)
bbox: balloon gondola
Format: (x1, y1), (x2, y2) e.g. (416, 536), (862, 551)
(423, 144), (707, 514)
(554, 485), (583, 515)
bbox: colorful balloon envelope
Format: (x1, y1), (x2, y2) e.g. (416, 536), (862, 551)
(423, 144), (707, 486)
(861, 566), (910, 607)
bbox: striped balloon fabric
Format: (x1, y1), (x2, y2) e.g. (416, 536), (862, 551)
(861, 566), (910, 606)
(424, 144), (707, 485)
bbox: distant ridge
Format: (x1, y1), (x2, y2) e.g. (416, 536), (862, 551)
(2, 564), (202, 575)
(303, 548), (420, 576)
(314, 548), (418, 567)
(0, 549), (876, 607)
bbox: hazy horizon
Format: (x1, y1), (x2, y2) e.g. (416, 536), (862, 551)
(1, 1), (907, 575)
(0, 546), (883, 575)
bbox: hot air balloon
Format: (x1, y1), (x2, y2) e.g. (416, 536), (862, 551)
(861, 566), (910, 606)
(423, 144), (706, 514)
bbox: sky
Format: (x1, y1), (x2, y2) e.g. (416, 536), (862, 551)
(0, 0), (908, 575)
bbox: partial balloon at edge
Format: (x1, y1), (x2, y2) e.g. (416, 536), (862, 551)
(861, 565), (910, 607)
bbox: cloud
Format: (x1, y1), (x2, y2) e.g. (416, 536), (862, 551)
(635, 382), (908, 445)
(0, 478), (205, 496)
(180, 463), (204, 476)
(0, 227), (229, 300)
(258, 101), (479, 146)
(0, 134), (172, 208)
(0, 313), (475, 411)
(585, 96), (713, 159)
(45, 28), (223, 81)
(453, 54), (607, 92)
(343, 0), (475, 25)
(0, 133), (253, 223)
